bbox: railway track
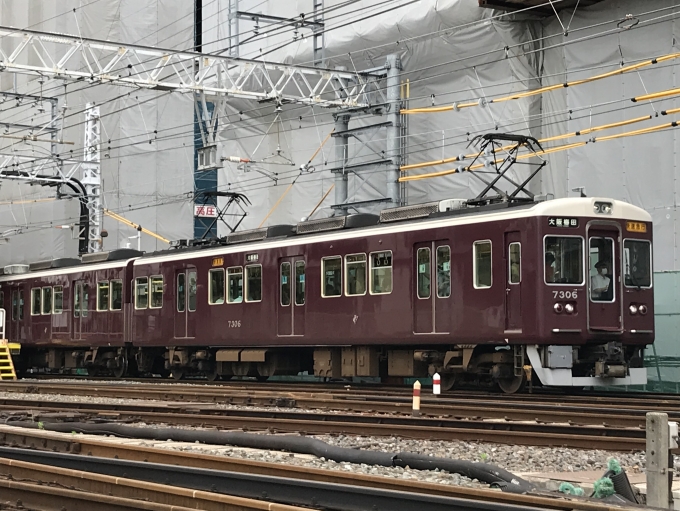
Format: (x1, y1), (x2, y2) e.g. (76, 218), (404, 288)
(0, 424), (641, 511)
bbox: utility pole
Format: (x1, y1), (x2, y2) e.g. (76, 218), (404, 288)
(82, 103), (102, 253)
(385, 54), (403, 207)
(333, 114), (350, 215)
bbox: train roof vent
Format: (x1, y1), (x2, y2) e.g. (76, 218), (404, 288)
(227, 225), (294, 245)
(379, 202), (439, 223)
(3, 264), (29, 275)
(296, 214), (379, 234)
(28, 258), (79, 271)
(81, 248), (143, 264)
(438, 199), (468, 212)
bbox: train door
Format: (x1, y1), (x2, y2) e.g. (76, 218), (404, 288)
(174, 267), (197, 339)
(277, 257), (305, 336)
(504, 232), (522, 332)
(71, 280), (85, 340)
(413, 241), (451, 334)
(588, 227), (622, 332)
(9, 286), (23, 341)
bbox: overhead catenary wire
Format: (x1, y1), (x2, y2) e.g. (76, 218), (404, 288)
(399, 119), (680, 182)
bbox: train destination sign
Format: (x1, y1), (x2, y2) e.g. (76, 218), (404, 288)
(548, 217), (579, 228)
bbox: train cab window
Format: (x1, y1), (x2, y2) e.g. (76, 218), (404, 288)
(227, 267), (243, 303)
(589, 238), (614, 302)
(508, 243), (521, 284)
(209, 269), (225, 305)
(437, 246), (451, 298)
(281, 263), (291, 306)
(150, 276), (163, 308)
(245, 265), (262, 302)
(31, 288), (41, 316)
(417, 248), (431, 299)
(97, 281), (109, 311)
(188, 271), (197, 312)
(53, 286), (63, 314)
(321, 257), (342, 297)
(0, 291), (4, 311)
(110, 280), (122, 311)
(135, 277), (149, 309)
(18, 290), (24, 320)
(473, 241), (492, 289)
(11, 291), (17, 321)
(41, 287), (52, 315)
(370, 251), (393, 295)
(295, 261), (305, 305)
(345, 254), (367, 296)
(624, 240), (652, 288)
(544, 236), (583, 285)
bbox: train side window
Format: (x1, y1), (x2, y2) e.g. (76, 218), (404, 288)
(437, 246), (451, 298)
(295, 261), (305, 305)
(97, 281), (109, 311)
(135, 277), (149, 309)
(509, 243), (521, 284)
(82, 284), (89, 317)
(227, 267), (243, 304)
(149, 276), (163, 309)
(18, 290), (24, 320)
(209, 269), (225, 305)
(417, 248), (431, 299)
(473, 240), (492, 289)
(31, 288), (41, 316)
(177, 274), (186, 312)
(544, 237), (583, 285)
(11, 291), (17, 321)
(280, 263), (291, 306)
(188, 271), (197, 312)
(0, 291), (4, 310)
(41, 287), (52, 315)
(110, 280), (123, 311)
(321, 256), (342, 297)
(245, 265), (262, 302)
(370, 251), (393, 295)
(74, 284), (81, 318)
(53, 286), (63, 314)
(624, 239), (652, 288)
(345, 254), (367, 296)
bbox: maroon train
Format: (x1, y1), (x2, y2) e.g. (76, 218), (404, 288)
(0, 196), (653, 393)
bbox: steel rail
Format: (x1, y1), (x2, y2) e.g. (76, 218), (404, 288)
(0, 446), (640, 511)
(0, 424), (635, 511)
(0, 398), (645, 450)
(0, 381), (673, 429)
(0, 455), (307, 511)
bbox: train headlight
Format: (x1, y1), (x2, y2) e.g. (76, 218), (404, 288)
(554, 303), (564, 313)
(629, 304), (638, 315)
(639, 304), (648, 315)
(564, 303), (574, 314)
(594, 201), (613, 214)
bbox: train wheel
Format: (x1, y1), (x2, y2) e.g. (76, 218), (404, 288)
(86, 367), (99, 377)
(112, 356), (128, 379)
(205, 367), (220, 382)
(441, 374), (456, 391)
(497, 373), (526, 394)
(170, 368), (185, 380)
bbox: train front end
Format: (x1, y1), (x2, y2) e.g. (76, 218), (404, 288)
(531, 197), (653, 387)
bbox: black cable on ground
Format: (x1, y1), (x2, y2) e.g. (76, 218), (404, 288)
(9, 420), (535, 493)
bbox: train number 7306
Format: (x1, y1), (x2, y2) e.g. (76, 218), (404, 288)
(228, 320), (242, 328)
(553, 290), (578, 299)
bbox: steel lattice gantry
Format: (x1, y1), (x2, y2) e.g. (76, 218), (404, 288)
(0, 26), (384, 108)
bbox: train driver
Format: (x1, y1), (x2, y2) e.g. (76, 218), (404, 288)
(545, 252), (556, 283)
(590, 260), (611, 300)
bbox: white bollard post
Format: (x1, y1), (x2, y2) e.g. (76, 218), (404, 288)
(432, 373), (441, 397)
(412, 380), (421, 417)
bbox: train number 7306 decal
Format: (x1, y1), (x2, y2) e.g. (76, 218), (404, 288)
(553, 290), (578, 299)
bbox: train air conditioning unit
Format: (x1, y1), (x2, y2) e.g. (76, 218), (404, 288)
(438, 199), (467, 212)
(3, 264), (29, 275)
